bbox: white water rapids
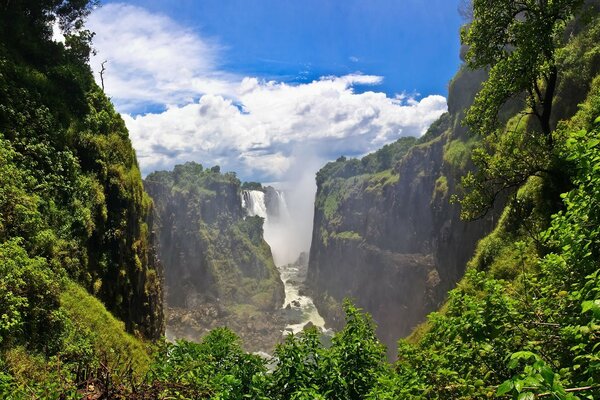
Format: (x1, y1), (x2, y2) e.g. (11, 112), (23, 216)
(242, 189), (327, 334)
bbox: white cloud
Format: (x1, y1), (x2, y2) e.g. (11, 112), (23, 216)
(87, 3), (237, 112)
(123, 77), (446, 179)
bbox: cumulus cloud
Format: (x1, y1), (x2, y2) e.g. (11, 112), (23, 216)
(87, 3), (237, 112)
(123, 76), (446, 179)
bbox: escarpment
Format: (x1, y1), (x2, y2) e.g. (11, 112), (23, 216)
(144, 163), (285, 351)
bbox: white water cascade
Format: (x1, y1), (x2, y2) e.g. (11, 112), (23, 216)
(241, 189), (327, 334)
(241, 190), (268, 219)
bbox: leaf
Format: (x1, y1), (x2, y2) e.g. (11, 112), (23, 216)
(510, 351), (539, 362)
(518, 393), (535, 400)
(540, 366), (554, 387)
(594, 115), (600, 125)
(514, 379), (524, 392)
(496, 380), (514, 396)
(581, 300), (600, 314)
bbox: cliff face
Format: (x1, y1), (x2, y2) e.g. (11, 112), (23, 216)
(144, 163), (285, 350)
(307, 68), (498, 357)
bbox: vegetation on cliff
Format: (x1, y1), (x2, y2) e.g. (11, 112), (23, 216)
(144, 162), (284, 351)
(0, 0), (161, 395)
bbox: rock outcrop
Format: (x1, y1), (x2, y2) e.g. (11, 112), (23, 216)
(144, 162), (285, 350)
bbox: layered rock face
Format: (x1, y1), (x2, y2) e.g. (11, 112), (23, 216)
(144, 163), (285, 351)
(307, 68), (499, 358)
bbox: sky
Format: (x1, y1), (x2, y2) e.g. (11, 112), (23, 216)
(84, 0), (464, 182)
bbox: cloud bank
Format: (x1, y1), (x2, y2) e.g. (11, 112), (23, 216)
(122, 77), (446, 180)
(87, 3), (236, 112)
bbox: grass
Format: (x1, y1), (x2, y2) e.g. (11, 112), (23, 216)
(333, 231), (363, 241)
(60, 281), (151, 378)
(432, 175), (449, 204)
(443, 137), (477, 171)
(366, 169), (399, 193)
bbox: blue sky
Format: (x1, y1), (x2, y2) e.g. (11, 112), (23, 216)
(102, 0), (463, 100)
(84, 1), (463, 184)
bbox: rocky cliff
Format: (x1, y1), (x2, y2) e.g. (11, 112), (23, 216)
(0, 0), (163, 340)
(144, 162), (285, 351)
(307, 67), (500, 358)
(308, 7), (600, 356)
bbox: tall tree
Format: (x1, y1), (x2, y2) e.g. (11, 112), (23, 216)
(0, 0), (96, 60)
(462, 0), (584, 144)
(458, 0), (586, 219)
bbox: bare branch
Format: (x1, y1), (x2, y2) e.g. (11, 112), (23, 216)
(100, 60), (107, 91)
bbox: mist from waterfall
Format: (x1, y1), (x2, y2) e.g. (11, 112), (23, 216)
(242, 187), (307, 267)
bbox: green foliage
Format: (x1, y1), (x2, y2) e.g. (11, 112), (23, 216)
(432, 175), (449, 204)
(146, 161), (282, 314)
(462, 0), (584, 138)
(148, 328), (266, 399)
(371, 121), (600, 399)
(330, 301), (388, 400)
(458, 0), (594, 221)
(497, 352), (576, 399)
(333, 231), (362, 241)
(145, 302), (388, 399)
(443, 136), (477, 171)
(0, 239), (63, 352)
(241, 181), (263, 191)
(419, 112), (452, 143)
(60, 282), (151, 377)
(0, 279), (153, 399)
(365, 169), (399, 193)
(314, 137), (417, 248)
(458, 115), (556, 220)
(316, 136), (417, 185)
(0, 2), (162, 396)
(0, 4), (162, 338)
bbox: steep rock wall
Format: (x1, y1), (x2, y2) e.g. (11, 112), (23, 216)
(307, 68), (498, 357)
(144, 163), (285, 351)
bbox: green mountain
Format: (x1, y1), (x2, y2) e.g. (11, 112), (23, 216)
(307, 66), (496, 359)
(144, 162), (285, 352)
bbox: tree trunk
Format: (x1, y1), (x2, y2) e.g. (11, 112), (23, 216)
(540, 66), (558, 147)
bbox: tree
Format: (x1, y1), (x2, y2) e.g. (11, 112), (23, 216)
(0, 0), (96, 42)
(462, 0), (584, 144)
(458, 0), (586, 219)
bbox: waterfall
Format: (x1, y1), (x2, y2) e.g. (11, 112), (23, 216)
(241, 190), (268, 219)
(241, 187), (329, 335)
(269, 189), (292, 222)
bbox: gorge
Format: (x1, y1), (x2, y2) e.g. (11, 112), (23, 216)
(241, 188), (328, 335)
(145, 165), (331, 353)
(3, 1), (600, 398)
